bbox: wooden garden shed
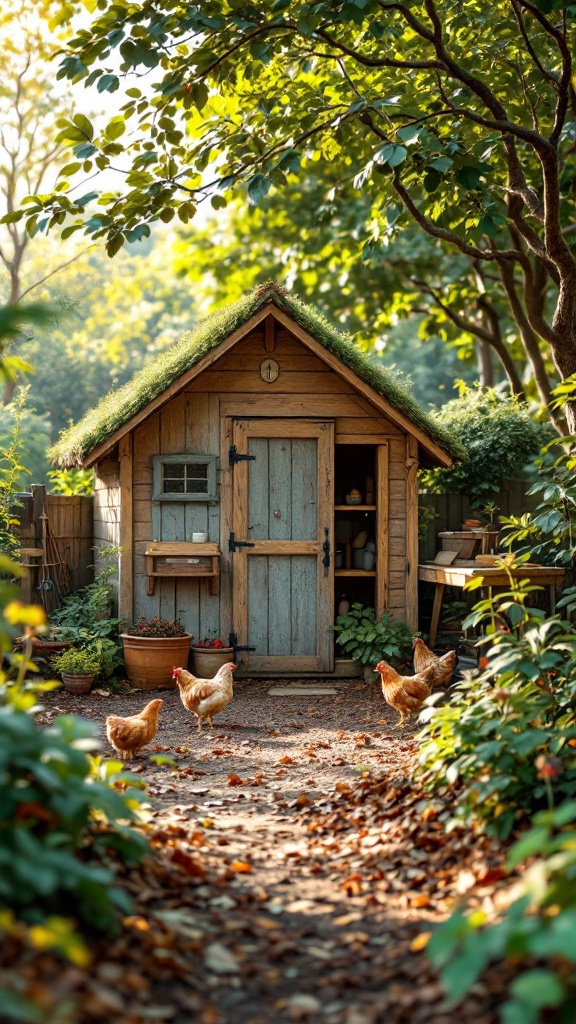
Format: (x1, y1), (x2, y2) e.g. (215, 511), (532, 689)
(50, 284), (459, 676)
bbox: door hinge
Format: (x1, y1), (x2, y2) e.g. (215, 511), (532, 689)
(228, 531), (255, 553)
(229, 444), (256, 467)
(228, 632), (256, 653)
(322, 526), (331, 575)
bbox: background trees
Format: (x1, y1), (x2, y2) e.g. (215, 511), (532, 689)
(31, 0), (576, 430)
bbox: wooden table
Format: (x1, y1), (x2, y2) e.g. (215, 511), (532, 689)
(418, 561), (566, 646)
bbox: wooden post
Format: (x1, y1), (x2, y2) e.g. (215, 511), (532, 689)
(375, 443), (389, 617)
(119, 433), (134, 623)
(405, 435), (419, 630)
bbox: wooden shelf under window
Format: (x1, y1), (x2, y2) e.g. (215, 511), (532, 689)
(334, 569), (376, 577)
(145, 542), (220, 596)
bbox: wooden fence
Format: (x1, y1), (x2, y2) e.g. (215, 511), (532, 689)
(19, 486), (93, 606)
(418, 480), (539, 562)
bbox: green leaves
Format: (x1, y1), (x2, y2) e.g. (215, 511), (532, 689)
(333, 604), (414, 667)
(373, 143), (407, 168)
(247, 173), (272, 205)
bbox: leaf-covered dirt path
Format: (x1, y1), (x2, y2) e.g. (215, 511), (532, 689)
(25, 679), (515, 1024)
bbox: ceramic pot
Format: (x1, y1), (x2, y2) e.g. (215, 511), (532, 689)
(61, 672), (95, 694)
(121, 633), (192, 689)
(192, 647), (235, 677)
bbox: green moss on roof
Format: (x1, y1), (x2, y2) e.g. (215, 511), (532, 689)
(49, 284), (462, 467)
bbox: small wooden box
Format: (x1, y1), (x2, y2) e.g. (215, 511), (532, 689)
(145, 542), (220, 596)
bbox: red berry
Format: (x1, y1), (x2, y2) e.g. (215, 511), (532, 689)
(196, 640), (204, 647)
(213, 639), (223, 648)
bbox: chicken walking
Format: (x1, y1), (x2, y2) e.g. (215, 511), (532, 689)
(412, 637), (457, 689)
(376, 660), (435, 727)
(172, 662), (236, 731)
(106, 699), (163, 760)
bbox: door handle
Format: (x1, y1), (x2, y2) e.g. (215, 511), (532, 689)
(322, 527), (330, 575)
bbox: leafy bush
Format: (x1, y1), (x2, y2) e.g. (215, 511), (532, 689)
(0, 594), (149, 967)
(417, 570), (576, 838)
(0, 705), (147, 933)
(332, 604), (415, 668)
(500, 434), (576, 568)
(51, 545), (121, 633)
(420, 387), (550, 510)
(51, 645), (101, 676)
(428, 802), (576, 1024)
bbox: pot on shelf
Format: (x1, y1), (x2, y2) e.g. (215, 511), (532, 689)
(61, 672), (95, 694)
(191, 646), (235, 677)
(120, 633), (192, 689)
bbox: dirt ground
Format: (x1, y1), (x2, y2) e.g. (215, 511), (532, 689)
(23, 678), (513, 1024)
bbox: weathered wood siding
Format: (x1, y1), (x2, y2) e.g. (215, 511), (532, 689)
(93, 459), (120, 605)
(46, 496), (94, 593)
(419, 480), (540, 563)
(117, 322), (411, 635)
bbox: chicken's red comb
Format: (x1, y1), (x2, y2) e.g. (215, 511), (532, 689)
(172, 667), (180, 678)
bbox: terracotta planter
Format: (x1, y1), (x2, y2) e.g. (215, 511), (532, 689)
(61, 672), (95, 694)
(191, 646), (235, 677)
(121, 633), (192, 690)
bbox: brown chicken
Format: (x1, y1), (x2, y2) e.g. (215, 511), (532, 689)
(172, 662), (236, 731)
(376, 660), (436, 726)
(105, 699), (163, 760)
(412, 637), (457, 690)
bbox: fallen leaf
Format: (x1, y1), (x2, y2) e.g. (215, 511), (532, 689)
(410, 894), (431, 908)
(227, 772), (245, 786)
(278, 755), (295, 765)
(231, 860), (253, 874)
(204, 942), (240, 974)
(411, 931), (432, 952)
(170, 849), (206, 877)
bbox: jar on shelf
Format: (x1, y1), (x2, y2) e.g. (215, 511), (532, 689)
(337, 594), (350, 616)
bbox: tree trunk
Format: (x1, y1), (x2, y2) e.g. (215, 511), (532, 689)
(550, 333), (576, 434)
(477, 341), (494, 387)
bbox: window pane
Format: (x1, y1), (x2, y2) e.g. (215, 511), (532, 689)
(186, 464), (208, 480)
(165, 463), (185, 479)
(164, 479), (185, 493)
(186, 478), (208, 493)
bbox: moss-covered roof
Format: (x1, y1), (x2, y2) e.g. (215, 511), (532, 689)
(49, 284), (462, 467)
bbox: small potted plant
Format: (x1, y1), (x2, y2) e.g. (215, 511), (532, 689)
(51, 646), (101, 694)
(120, 617), (192, 690)
(192, 630), (235, 676)
(332, 604), (415, 682)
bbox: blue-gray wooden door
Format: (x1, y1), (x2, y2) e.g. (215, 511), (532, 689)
(231, 419), (334, 672)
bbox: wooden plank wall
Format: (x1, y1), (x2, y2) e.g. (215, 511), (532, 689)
(418, 480), (540, 562)
(121, 322), (411, 632)
(93, 459), (121, 605)
(46, 496), (94, 593)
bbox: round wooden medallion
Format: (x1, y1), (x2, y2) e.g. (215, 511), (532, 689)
(260, 358), (279, 383)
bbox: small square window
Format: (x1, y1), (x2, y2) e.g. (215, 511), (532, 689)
(153, 455), (218, 502)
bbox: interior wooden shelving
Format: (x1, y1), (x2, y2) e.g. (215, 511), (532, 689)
(335, 570), (376, 577)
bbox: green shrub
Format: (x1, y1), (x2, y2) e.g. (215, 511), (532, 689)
(420, 387), (550, 511)
(332, 603), (415, 668)
(500, 434), (576, 568)
(0, 707), (147, 933)
(50, 645), (101, 676)
(417, 570), (576, 838)
(0, 594), (149, 949)
(428, 802), (576, 1024)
